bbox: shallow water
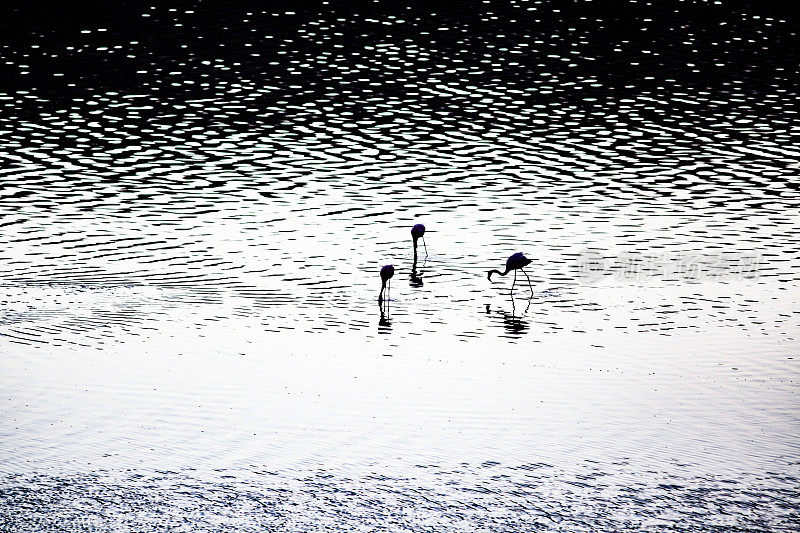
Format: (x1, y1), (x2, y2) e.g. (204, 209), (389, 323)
(1, 0), (799, 530)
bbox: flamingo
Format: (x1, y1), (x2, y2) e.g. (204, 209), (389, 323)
(379, 264), (394, 302)
(488, 252), (533, 293)
(411, 224), (427, 259)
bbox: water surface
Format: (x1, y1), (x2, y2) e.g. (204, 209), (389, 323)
(1, 0), (799, 530)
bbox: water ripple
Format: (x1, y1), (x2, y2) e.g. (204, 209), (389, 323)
(1, 1), (799, 528)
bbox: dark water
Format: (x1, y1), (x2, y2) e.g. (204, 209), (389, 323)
(1, 0), (799, 530)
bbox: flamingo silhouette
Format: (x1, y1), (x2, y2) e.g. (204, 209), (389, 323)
(379, 264), (394, 302)
(411, 224), (427, 259)
(488, 252), (533, 293)
(410, 224), (426, 287)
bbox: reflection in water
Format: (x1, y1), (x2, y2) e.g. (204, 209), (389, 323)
(410, 258), (424, 287)
(486, 296), (532, 336)
(409, 267), (423, 287)
(508, 293), (532, 335)
(378, 299), (391, 331)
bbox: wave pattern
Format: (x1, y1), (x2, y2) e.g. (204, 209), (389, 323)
(1, 1), (799, 346)
(1, 463), (798, 532)
(1, 1), (799, 529)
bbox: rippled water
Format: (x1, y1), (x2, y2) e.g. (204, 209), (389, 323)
(1, 0), (799, 530)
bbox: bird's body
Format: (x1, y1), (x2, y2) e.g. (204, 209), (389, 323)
(488, 252), (532, 279)
(488, 252), (533, 292)
(379, 264), (394, 302)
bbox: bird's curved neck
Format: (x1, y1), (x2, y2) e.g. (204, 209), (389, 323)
(488, 267), (511, 280)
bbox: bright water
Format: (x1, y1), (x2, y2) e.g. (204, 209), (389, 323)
(1, 1), (799, 530)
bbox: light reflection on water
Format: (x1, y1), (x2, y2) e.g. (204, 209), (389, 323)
(1, 0), (799, 529)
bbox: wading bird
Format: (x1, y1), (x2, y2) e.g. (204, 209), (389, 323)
(410, 224), (426, 287)
(411, 224), (427, 258)
(379, 264), (394, 302)
(488, 252), (533, 293)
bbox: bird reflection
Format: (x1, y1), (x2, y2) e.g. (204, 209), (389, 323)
(502, 309), (529, 335)
(485, 292), (532, 336)
(378, 300), (392, 329)
(410, 257), (423, 287)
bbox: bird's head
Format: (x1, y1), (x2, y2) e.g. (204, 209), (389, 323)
(380, 264), (395, 281)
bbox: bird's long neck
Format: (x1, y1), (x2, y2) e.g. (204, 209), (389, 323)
(487, 267), (511, 280)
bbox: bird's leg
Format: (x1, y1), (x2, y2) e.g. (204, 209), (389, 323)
(521, 267), (533, 294)
(422, 236), (428, 258)
(511, 270), (517, 295)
